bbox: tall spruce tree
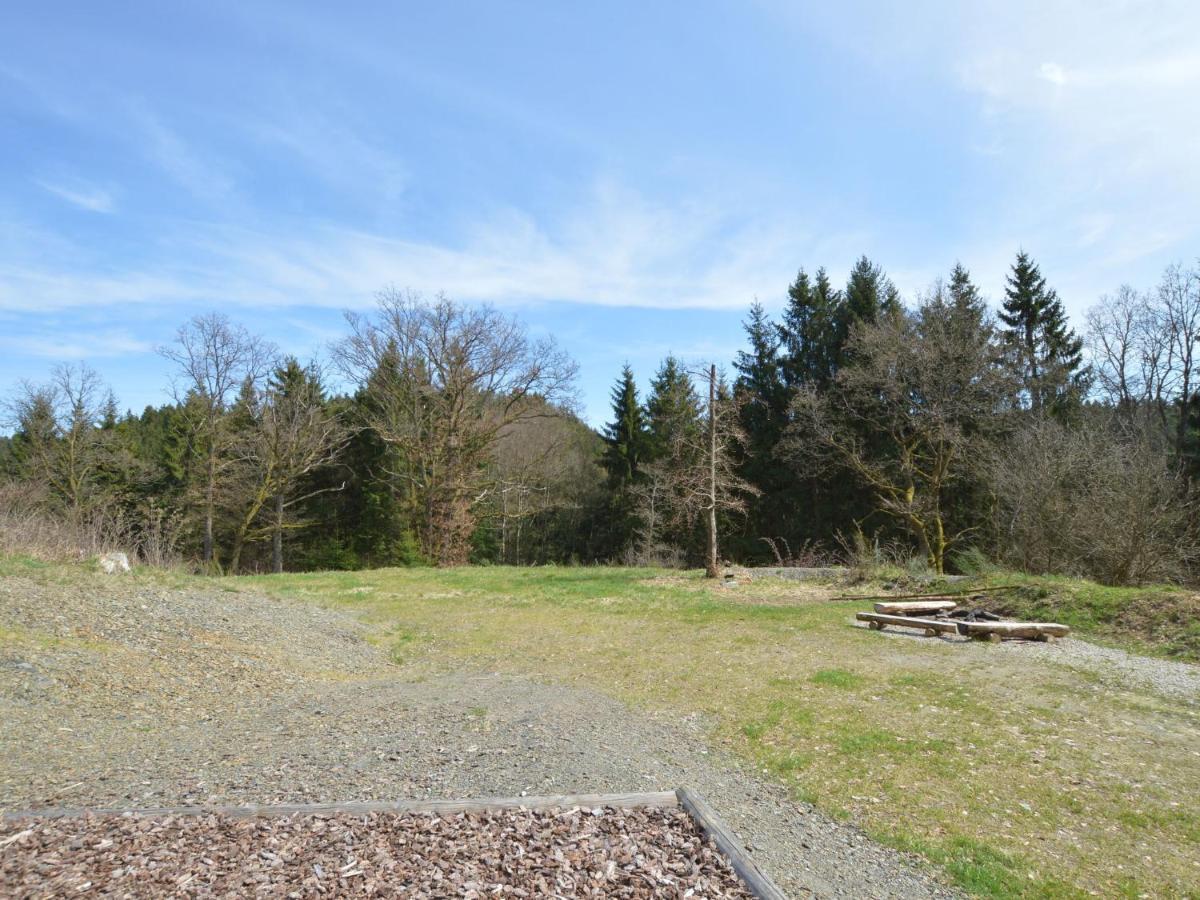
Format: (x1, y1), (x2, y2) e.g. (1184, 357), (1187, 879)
(948, 262), (983, 315)
(733, 302), (787, 437)
(601, 364), (648, 486)
(733, 303), (792, 558)
(778, 268), (840, 389)
(835, 256), (900, 369)
(999, 251), (1085, 415)
(645, 356), (701, 461)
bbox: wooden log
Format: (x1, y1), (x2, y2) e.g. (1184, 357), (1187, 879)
(959, 620), (1069, 639)
(676, 787), (788, 900)
(873, 600), (957, 616)
(2, 791), (681, 823)
(855, 612), (960, 635)
(840, 585), (1021, 602)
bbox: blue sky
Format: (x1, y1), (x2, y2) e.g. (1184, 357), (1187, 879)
(3, 1), (1199, 426)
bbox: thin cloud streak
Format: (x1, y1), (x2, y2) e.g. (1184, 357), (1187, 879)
(35, 179), (115, 213)
(0, 182), (866, 314)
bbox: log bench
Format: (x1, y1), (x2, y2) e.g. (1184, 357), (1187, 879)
(958, 620), (1069, 641)
(855, 612), (960, 636)
(856, 612), (1070, 642)
(872, 600), (958, 616)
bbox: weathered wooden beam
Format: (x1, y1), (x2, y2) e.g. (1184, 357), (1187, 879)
(872, 600), (957, 616)
(1, 791), (681, 822)
(676, 787), (788, 900)
(959, 621), (1069, 639)
(855, 612), (960, 634)
(840, 585), (1020, 602)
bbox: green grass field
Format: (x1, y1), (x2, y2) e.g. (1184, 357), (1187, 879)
(233, 565), (1200, 899)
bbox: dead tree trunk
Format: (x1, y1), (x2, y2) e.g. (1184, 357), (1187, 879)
(705, 364), (719, 579)
(272, 493), (284, 573)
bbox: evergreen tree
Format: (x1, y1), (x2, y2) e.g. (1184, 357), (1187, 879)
(948, 262), (983, 316)
(733, 302), (795, 559)
(601, 364), (648, 486)
(843, 256), (901, 323)
(778, 268), (841, 389)
(734, 302), (786, 427)
(831, 256), (900, 370)
(645, 356), (701, 461)
(999, 251), (1085, 415)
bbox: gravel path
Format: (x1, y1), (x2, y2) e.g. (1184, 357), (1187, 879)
(1, 572), (959, 899)
(851, 620), (1200, 704)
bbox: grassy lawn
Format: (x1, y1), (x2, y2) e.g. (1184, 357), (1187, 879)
(232, 565), (1200, 899)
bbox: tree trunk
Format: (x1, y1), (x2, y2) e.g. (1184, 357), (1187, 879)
(705, 364), (720, 579)
(272, 493), (284, 574)
(229, 484), (271, 575)
(204, 453), (215, 564)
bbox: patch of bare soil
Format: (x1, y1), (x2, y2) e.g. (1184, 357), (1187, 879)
(0, 807), (751, 898)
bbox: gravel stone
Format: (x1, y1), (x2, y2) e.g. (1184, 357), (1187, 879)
(851, 620), (1200, 704)
(1, 572), (960, 898)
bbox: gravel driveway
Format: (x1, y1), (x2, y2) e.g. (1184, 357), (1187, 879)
(1, 571), (958, 899)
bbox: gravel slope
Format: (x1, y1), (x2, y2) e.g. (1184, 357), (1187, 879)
(1, 570), (959, 899)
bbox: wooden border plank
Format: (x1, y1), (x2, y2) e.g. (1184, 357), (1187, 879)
(675, 787), (788, 900)
(2, 791), (680, 822)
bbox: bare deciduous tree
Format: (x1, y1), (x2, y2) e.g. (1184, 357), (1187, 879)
(1159, 262), (1200, 463)
(990, 417), (1197, 584)
(335, 289), (578, 566)
(159, 313), (273, 569)
(5, 364), (114, 523)
(1088, 262), (1200, 464)
(226, 360), (348, 574)
(647, 364), (757, 577)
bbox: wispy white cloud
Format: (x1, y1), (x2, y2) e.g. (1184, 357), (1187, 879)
(0, 328), (152, 360)
(127, 105), (239, 204)
(761, 0), (1200, 308)
(0, 180), (863, 314)
(35, 178), (115, 213)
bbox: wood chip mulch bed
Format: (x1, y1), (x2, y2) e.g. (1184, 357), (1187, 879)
(0, 806), (755, 898)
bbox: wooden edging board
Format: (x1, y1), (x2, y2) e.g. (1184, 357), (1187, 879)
(3, 787), (789, 900)
(1, 791), (679, 822)
(676, 787), (788, 900)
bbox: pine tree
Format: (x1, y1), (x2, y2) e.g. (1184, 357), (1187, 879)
(778, 268), (841, 389)
(999, 251), (1084, 415)
(844, 256), (901, 323)
(733, 302), (787, 443)
(601, 364), (648, 486)
(733, 302), (795, 559)
(835, 256), (900, 369)
(645, 356), (701, 462)
(948, 262), (983, 316)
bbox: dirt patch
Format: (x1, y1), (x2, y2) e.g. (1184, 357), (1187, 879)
(0, 806), (752, 898)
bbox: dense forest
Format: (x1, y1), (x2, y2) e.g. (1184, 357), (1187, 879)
(2, 252), (1198, 585)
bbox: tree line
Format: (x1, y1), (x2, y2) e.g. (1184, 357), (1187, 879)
(1, 253), (1197, 584)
